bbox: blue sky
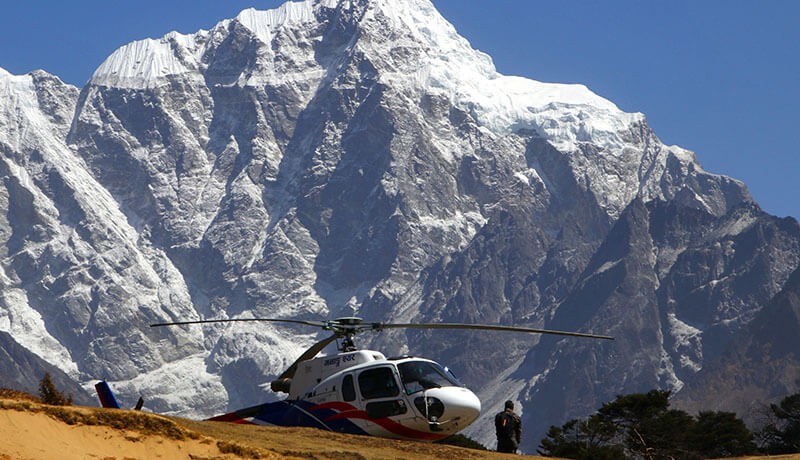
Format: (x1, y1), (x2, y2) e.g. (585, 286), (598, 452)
(1, 0), (798, 219)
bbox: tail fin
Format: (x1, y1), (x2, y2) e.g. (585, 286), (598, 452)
(94, 381), (121, 409)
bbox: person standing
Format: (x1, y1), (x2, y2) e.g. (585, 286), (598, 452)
(495, 400), (522, 453)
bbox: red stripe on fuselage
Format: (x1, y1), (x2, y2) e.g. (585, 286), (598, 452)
(310, 401), (445, 441)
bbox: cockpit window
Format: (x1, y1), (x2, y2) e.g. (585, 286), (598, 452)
(398, 360), (462, 395)
(358, 367), (400, 400)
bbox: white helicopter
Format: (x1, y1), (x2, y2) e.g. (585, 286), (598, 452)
(149, 316), (613, 441)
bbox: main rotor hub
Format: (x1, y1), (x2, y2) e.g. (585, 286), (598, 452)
(324, 317), (368, 351)
(332, 317), (363, 327)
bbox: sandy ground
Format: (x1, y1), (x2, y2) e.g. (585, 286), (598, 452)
(0, 397), (538, 459)
(2, 397), (799, 460)
(0, 409), (247, 460)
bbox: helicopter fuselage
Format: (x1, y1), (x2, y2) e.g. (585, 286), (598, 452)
(208, 350), (481, 440)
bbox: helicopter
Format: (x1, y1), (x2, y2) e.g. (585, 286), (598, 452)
(149, 316), (613, 441)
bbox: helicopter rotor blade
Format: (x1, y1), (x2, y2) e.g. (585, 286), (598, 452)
(149, 318), (328, 328)
(277, 334), (339, 381)
(372, 322), (614, 340)
(151, 317), (613, 340)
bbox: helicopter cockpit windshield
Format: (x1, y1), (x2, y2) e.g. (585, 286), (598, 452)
(397, 360), (462, 395)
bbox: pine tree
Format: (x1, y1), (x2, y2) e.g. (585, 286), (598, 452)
(688, 411), (756, 458)
(759, 393), (800, 454)
(38, 372), (73, 406)
(538, 389), (756, 459)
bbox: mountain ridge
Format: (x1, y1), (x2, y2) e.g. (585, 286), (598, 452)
(1, 0), (798, 451)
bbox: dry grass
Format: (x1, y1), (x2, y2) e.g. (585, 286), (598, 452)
(0, 395), (276, 459)
(721, 457), (800, 460)
(0, 394), (531, 459)
(173, 417), (505, 460)
(0, 388), (40, 402)
(0, 397), (195, 441)
(5, 393), (795, 459)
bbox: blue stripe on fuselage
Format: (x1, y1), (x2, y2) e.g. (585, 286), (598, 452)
(208, 400), (369, 436)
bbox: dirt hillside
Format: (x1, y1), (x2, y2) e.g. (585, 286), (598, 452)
(2, 396), (799, 460)
(0, 396), (541, 459)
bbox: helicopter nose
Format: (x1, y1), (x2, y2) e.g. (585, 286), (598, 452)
(438, 387), (481, 427)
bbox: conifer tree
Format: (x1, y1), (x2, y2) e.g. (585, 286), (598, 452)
(759, 393), (800, 454)
(38, 372), (73, 406)
(539, 389), (756, 459)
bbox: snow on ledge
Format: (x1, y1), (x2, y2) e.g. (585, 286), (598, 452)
(89, 0), (329, 90)
(235, 2), (319, 44)
(90, 32), (202, 90)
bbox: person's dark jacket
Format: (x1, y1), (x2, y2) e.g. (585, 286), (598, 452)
(495, 408), (522, 453)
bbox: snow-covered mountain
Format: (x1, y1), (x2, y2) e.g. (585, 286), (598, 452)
(1, 0), (798, 451)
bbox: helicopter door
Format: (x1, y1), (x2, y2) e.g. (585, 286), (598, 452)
(355, 366), (408, 419)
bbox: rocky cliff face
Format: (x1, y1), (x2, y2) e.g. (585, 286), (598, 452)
(1, 0), (798, 451)
(0, 331), (95, 405)
(673, 262), (800, 425)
